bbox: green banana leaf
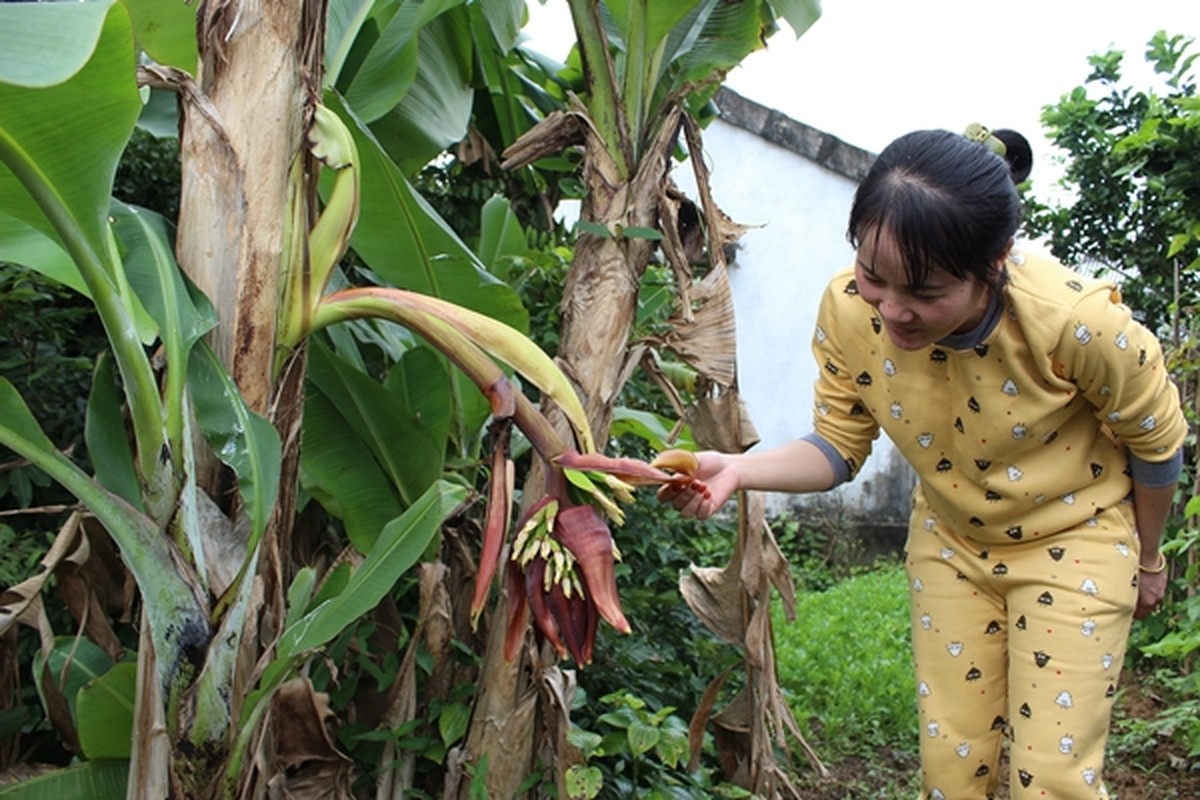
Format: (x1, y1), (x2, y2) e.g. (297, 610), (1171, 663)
(769, 0), (823, 39)
(0, 214), (85, 295)
(119, 0), (199, 73)
(76, 662), (137, 760)
(384, 343), (453, 475)
(0, 0), (164, 473)
(476, 0), (522, 51)
(326, 0), (376, 89)
(471, 0), (564, 150)
(187, 342), (282, 552)
(325, 94), (528, 332)
(114, 202), (216, 361)
(307, 561), (353, 612)
(0, 376), (209, 699)
(281, 479), (466, 658)
(611, 407), (696, 453)
(476, 195), (530, 277)
(564, 0), (820, 165)
(32, 637), (114, 727)
(304, 339), (448, 545)
(284, 566), (320, 631)
(605, 0), (699, 47)
(114, 201), (217, 457)
(470, 8), (532, 147)
(0, 0), (138, 283)
(449, 359), (496, 456)
(301, 388), (406, 550)
(85, 352), (142, 509)
(366, 9), (474, 175)
(656, 1), (774, 108)
(343, 0), (465, 124)
(0, 760), (128, 800)
(135, 87), (180, 139)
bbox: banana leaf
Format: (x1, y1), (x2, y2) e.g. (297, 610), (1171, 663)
(0, 760), (127, 800)
(324, 94), (528, 331)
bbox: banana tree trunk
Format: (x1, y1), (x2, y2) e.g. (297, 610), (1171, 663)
(177, 0), (313, 416)
(461, 100), (687, 800)
(546, 105), (685, 444)
(131, 0), (324, 796)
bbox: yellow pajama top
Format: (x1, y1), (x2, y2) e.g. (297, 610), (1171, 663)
(809, 247), (1187, 544)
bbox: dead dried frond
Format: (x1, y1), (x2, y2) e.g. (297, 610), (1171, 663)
(500, 110), (588, 171)
(661, 266), (738, 386)
(0, 511), (88, 644)
(457, 126), (499, 173)
(267, 678), (354, 798)
(687, 375), (759, 454)
(375, 563), (452, 799)
(683, 494), (825, 797)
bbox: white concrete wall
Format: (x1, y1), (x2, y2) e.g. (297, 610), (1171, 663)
(674, 119), (914, 521)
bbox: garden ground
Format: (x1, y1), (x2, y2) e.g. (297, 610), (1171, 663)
(788, 669), (1200, 799)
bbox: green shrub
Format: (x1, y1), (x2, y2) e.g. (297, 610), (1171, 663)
(565, 690), (752, 800)
(1109, 667), (1200, 764)
(772, 565), (916, 760)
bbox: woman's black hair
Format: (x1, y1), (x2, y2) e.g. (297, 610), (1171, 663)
(993, 128), (1033, 183)
(847, 128), (1030, 291)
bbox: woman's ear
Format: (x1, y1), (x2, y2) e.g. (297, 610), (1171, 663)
(987, 240), (1014, 287)
(996, 239), (1015, 268)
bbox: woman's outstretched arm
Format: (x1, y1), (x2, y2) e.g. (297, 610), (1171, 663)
(657, 438), (837, 519)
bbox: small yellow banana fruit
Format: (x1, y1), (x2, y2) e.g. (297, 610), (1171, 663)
(650, 449), (699, 483)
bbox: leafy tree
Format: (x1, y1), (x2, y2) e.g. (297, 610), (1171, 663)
(0, 1), (580, 796)
(1026, 30), (1199, 335)
(467, 3), (829, 796)
(1027, 30), (1200, 760)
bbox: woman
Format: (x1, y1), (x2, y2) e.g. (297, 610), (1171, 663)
(660, 128), (1186, 798)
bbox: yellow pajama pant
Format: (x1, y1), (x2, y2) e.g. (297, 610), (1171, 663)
(906, 493), (1139, 799)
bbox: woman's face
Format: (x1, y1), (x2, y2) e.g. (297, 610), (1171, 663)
(853, 227), (995, 351)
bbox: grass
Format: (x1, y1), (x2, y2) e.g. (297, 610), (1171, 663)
(772, 564), (917, 761)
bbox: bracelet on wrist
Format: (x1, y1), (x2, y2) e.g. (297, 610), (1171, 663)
(1139, 551), (1167, 574)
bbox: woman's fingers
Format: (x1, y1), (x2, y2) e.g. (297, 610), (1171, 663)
(1134, 571), (1168, 619)
(657, 479), (713, 518)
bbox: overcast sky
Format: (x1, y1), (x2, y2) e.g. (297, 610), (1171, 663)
(524, 0), (1199, 194)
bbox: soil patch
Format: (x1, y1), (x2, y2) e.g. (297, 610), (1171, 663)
(787, 670), (1200, 799)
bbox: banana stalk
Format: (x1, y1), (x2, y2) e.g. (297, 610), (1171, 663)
(322, 287), (594, 453)
(312, 288), (517, 421)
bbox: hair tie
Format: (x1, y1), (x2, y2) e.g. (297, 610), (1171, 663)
(963, 123), (1007, 157)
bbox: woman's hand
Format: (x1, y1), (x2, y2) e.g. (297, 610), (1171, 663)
(1134, 564), (1168, 620)
(655, 451), (738, 519)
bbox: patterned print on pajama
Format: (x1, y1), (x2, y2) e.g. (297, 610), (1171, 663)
(907, 492), (1137, 799)
(808, 247), (1188, 798)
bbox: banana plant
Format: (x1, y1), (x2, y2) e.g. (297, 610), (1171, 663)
(0, 0), (709, 796)
(464, 2), (824, 797)
(502, 0), (820, 444)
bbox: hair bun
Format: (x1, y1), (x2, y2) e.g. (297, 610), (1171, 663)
(992, 129), (1033, 183)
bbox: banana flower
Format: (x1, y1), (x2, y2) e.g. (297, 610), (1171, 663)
(486, 449), (699, 666)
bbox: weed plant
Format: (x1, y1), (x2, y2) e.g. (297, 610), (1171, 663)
(771, 565), (917, 761)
